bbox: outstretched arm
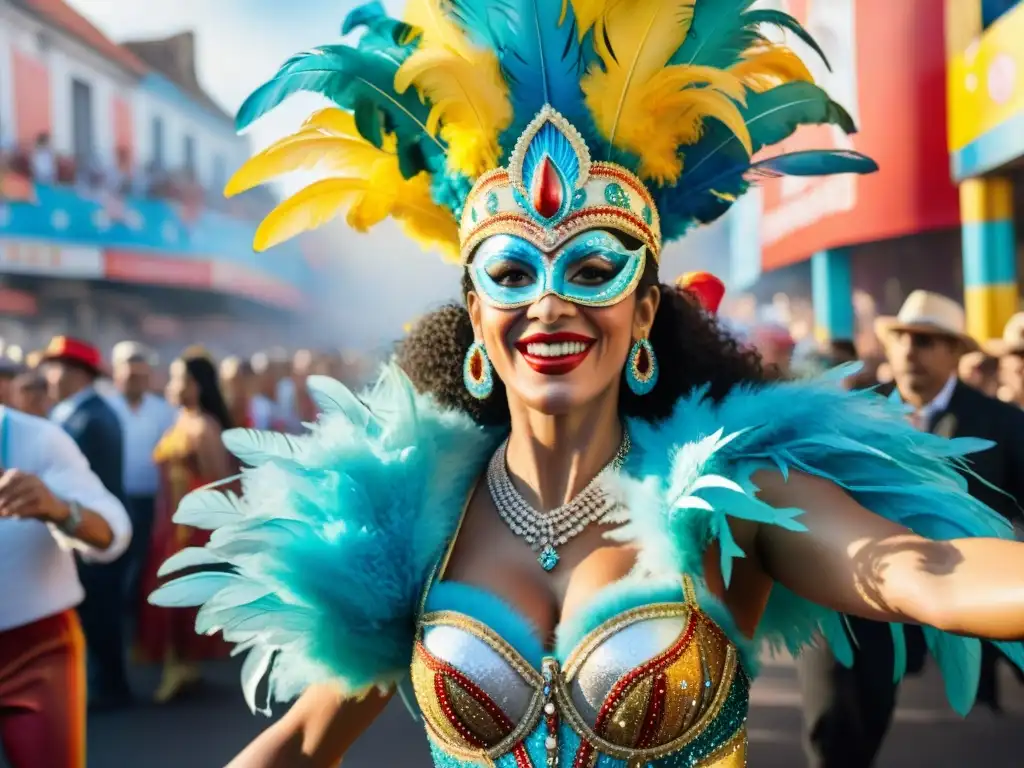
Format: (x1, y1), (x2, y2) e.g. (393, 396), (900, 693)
(753, 469), (1024, 640)
(228, 685), (392, 768)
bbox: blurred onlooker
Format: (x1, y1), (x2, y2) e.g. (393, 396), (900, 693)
(219, 355), (254, 428)
(959, 350), (1000, 398)
(10, 372), (49, 417)
(0, 407), (130, 768)
(108, 342), (177, 619)
(137, 353), (233, 703)
(29, 133), (56, 185)
(41, 336), (132, 710)
(0, 357), (23, 406)
(250, 351), (284, 430)
(985, 312), (1024, 408)
(25, 350), (44, 371)
(750, 322), (795, 380)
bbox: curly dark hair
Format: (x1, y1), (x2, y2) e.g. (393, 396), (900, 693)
(396, 258), (764, 427)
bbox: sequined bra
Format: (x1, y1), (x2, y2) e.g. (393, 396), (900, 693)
(412, 565), (749, 768)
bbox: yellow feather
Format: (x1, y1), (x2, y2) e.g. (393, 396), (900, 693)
(395, 2), (511, 177)
(254, 179), (368, 251)
(731, 46), (814, 93)
(580, 0), (751, 184)
(570, 0), (608, 42)
(224, 133), (390, 197)
(580, 0), (753, 183)
(253, 165), (458, 256)
(403, 0), (473, 56)
(300, 107), (361, 137)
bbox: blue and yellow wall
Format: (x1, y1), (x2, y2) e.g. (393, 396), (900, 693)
(947, 0), (1024, 340)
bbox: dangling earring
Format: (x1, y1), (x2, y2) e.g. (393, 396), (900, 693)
(626, 337), (658, 396)
(463, 341), (494, 400)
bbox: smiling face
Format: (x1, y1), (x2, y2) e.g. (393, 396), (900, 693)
(466, 229), (659, 415)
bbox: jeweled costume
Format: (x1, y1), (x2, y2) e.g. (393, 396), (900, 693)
(151, 2), (1024, 766)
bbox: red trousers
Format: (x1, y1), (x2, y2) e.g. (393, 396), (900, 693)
(0, 610), (86, 768)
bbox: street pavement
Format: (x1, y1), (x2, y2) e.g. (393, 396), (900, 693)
(45, 652), (1024, 767)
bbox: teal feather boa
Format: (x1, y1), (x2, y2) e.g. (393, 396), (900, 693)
(152, 364), (1023, 718)
(150, 367), (496, 714)
(610, 364), (1018, 715)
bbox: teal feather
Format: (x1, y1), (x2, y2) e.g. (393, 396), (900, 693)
(223, 429), (308, 466)
(613, 368), (1023, 714)
(157, 546), (225, 578)
(235, 43), (443, 175)
(149, 365), (498, 715)
(172, 489), (243, 529)
(672, 1), (827, 70)
(342, 1), (417, 48)
(741, 9), (830, 69)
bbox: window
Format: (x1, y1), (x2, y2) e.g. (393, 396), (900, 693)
(183, 134), (196, 178)
(151, 116), (165, 169)
(71, 78), (94, 166)
(213, 153), (226, 190)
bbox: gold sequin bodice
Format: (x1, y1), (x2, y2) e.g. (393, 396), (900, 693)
(411, 577), (749, 767)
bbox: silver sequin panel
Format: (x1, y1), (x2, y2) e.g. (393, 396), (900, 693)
(421, 624), (534, 723)
(569, 616), (689, 725)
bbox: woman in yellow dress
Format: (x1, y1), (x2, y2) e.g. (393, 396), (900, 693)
(139, 352), (233, 703)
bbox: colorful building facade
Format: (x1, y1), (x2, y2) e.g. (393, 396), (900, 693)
(729, 0), (1024, 347)
(946, 0), (1024, 340)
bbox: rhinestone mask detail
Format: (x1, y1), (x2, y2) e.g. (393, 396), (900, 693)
(486, 432), (631, 571)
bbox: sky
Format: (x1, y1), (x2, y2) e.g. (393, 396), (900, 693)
(63, 0), (730, 349)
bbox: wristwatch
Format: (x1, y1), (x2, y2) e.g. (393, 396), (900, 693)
(58, 500), (83, 536)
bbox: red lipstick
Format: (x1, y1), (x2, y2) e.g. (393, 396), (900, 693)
(514, 332), (596, 376)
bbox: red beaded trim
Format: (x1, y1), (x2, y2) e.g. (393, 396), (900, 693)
(636, 671), (668, 749)
(462, 213), (543, 245)
(572, 743), (595, 768)
(554, 206), (655, 241)
(513, 742), (532, 768)
(568, 611), (697, 767)
(416, 643), (514, 746)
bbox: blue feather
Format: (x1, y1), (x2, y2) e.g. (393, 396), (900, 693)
(742, 9), (830, 70)
(445, 0), (588, 132)
(746, 149), (878, 179)
(613, 368), (1024, 715)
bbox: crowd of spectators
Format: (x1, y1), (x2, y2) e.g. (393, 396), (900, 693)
(0, 127), (273, 221)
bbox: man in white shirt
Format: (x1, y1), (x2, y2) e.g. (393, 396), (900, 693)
(108, 341), (177, 614)
(0, 406), (131, 768)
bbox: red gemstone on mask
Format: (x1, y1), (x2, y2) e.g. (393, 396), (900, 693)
(531, 156), (564, 219)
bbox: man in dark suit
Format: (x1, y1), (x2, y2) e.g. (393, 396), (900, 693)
(799, 291), (1024, 768)
(41, 336), (133, 710)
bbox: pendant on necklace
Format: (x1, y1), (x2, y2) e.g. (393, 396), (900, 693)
(538, 544), (560, 571)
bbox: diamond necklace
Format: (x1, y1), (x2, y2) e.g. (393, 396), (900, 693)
(486, 431), (631, 571)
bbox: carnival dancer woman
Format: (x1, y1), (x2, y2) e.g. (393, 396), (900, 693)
(138, 352), (233, 702)
(153, 2), (1024, 766)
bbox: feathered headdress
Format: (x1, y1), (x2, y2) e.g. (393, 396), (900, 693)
(227, 0), (877, 264)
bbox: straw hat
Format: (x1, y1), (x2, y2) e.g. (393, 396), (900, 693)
(983, 312), (1024, 356)
(874, 290), (977, 350)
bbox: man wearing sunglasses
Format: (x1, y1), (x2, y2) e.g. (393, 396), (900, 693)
(800, 289), (1024, 768)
